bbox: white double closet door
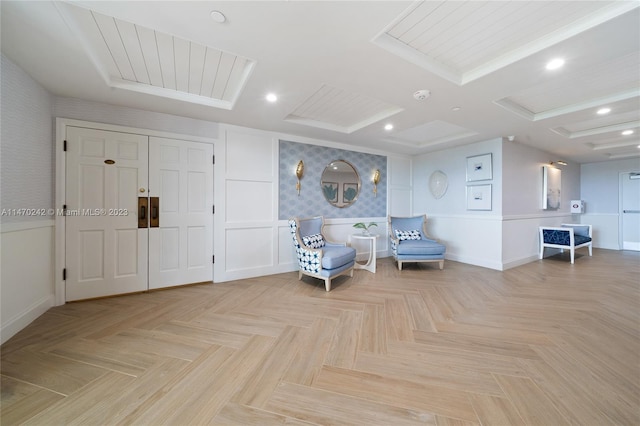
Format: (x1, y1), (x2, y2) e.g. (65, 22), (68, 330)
(65, 126), (213, 301)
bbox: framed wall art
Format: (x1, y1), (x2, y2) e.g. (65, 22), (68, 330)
(466, 153), (492, 182)
(542, 165), (561, 210)
(322, 182), (339, 203)
(466, 184), (492, 210)
(342, 183), (358, 203)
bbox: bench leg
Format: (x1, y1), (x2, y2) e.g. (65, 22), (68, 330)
(570, 248), (575, 264)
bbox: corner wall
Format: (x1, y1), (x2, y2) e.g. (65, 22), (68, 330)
(413, 138), (504, 269)
(501, 140), (580, 268)
(413, 138), (582, 270)
(1, 55), (55, 344)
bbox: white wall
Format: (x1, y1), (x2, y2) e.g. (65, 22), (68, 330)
(1, 223), (55, 343)
(413, 138), (582, 270)
(501, 140), (580, 268)
(413, 138), (504, 269)
(581, 158), (640, 249)
(52, 96), (410, 285)
(1, 55), (55, 343)
(388, 156), (413, 217)
(222, 127), (410, 281)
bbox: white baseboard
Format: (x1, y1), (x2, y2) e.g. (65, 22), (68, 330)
(1, 294), (54, 345)
(445, 253), (503, 271)
(502, 254), (541, 270)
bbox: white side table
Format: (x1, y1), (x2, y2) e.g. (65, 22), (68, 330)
(348, 234), (379, 273)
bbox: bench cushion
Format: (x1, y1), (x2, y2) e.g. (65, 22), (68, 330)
(542, 229), (592, 246)
(574, 235), (592, 245)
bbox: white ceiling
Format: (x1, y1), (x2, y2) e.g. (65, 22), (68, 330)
(2, 1), (639, 163)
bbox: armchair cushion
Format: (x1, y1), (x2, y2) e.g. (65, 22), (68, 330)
(397, 239), (446, 256)
(289, 216), (356, 291)
(322, 245), (357, 269)
(388, 214), (446, 270)
(395, 229), (421, 241)
(302, 233), (325, 249)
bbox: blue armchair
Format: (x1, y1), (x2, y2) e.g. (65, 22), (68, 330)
(289, 216), (357, 291)
(539, 223), (592, 264)
(388, 215), (446, 271)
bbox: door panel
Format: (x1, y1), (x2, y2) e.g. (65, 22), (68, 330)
(66, 127), (148, 301)
(621, 172), (640, 251)
(149, 137), (213, 289)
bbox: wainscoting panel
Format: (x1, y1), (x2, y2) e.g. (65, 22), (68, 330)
(502, 214), (574, 269)
(427, 215), (503, 270)
(1, 222), (55, 344)
(580, 213), (620, 250)
(225, 227), (273, 272)
(225, 131), (274, 181)
(225, 180), (274, 223)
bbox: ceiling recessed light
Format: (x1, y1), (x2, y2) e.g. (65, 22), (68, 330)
(621, 130), (634, 136)
(384, 123), (393, 131)
(597, 107), (611, 115)
(265, 93), (278, 103)
(545, 58), (565, 70)
(210, 10), (226, 23)
(452, 106), (461, 111)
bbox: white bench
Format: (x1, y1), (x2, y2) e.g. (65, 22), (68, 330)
(539, 224), (592, 264)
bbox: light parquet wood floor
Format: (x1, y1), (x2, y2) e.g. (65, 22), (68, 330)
(2, 249), (639, 425)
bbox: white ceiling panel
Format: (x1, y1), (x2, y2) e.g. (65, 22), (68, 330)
(56, 2), (255, 109)
(373, 1), (636, 85)
(503, 53), (639, 115)
(136, 26), (163, 87)
(3, 1), (638, 163)
(285, 85), (403, 133)
(385, 120), (478, 148)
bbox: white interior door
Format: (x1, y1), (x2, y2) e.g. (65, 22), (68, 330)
(148, 137), (213, 289)
(65, 127), (148, 301)
(621, 172), (640, 251)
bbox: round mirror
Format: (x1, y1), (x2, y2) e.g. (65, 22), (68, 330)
(320, 160), (360, 208)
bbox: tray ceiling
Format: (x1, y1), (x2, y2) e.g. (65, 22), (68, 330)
(2, 1), (639, 163)
(57, 2), (255, 109)
(285, 84), (403, 134)
(373, 1), (637, 86)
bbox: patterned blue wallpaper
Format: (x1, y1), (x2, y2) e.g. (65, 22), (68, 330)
(279, 140), (387, 219)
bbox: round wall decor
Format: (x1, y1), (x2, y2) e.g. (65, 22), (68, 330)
(429, 170), (448, 199)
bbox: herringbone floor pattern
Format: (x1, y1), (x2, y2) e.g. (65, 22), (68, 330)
(2, 249), (639, 425)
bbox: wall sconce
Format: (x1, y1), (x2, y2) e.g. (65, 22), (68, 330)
(295, 160), (304, 195)
(372, 169), (381, 197)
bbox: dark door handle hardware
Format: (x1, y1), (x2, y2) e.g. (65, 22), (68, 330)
(138, 197), (148, 228)
(150, 197), (159, 228)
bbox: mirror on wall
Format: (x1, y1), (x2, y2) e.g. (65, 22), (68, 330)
(320, 160), (360, 208)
